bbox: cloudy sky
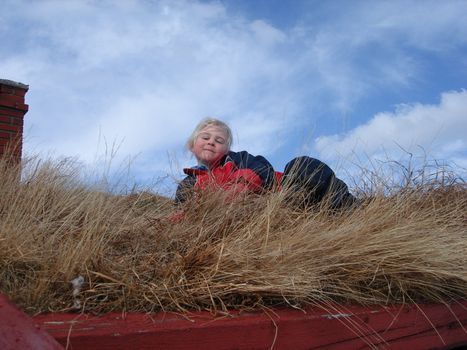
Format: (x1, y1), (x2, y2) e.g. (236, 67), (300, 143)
(2, 0), (466, 194)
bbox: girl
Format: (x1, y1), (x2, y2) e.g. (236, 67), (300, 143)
(176, 118), (355, 208)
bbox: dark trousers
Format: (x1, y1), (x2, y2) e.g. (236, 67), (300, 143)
(281, 156), (355, 208)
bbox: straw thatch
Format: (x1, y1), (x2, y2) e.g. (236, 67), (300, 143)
(0, 154), (466, 316)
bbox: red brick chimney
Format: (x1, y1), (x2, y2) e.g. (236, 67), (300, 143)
(0, 79), (29, 161)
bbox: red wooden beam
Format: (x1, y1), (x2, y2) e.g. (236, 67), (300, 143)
(0, 294), (63, 350)
(33, 301), (467, 350)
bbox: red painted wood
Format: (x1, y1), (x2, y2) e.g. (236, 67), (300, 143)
(0, 294), (63, 350)
(34, 301), (467, 350)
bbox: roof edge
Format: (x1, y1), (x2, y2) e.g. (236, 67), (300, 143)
(0, 79), (29, 90)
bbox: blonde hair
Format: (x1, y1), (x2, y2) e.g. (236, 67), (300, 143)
(186, 117), (233, 151)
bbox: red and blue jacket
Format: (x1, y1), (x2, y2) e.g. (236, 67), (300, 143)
(175, 151), (278, 203)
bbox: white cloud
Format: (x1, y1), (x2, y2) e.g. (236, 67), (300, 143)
(1, 0), (296, 172)
(294, 1), (467, 114)
(315, 90), (467, 170)
(230, 111), (288, 154)
(2, 0), (467, 190)
(250, 20), (286, 46)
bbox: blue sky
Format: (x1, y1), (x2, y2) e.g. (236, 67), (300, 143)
(1, 0), (466, 194)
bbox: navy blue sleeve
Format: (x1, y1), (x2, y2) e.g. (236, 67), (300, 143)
(226, 151), (275, 189)
(175, 175), (196, 203)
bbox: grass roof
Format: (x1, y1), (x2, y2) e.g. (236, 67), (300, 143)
(1, 154), (466, 316)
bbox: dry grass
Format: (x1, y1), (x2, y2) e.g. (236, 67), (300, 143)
(0, 153), (466, 316)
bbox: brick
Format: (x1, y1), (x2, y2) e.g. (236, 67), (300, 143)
(0, 107), (27, 118)
(10, 117), (23, 126)
(0, 95), (28, 111)
(0, 81), (27, 161)
(0, 139), (21, 153)
(0, 93), (23, 104)
(0, 134), (12, 140)
(0, 85), (27, 97)
(0, 132), (12, 139)
(0, 104), (28, 113)
(0, 91), (24, 103)
(0, 84), (14, 94)
(14, 88), (27, 97)
(1, 137), (21, 146)
(0, 124), (21, 133)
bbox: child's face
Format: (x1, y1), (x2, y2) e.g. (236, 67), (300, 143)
(191, 125), (229, 167)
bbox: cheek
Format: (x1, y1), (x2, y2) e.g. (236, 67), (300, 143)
(189, 144), (199, 156)
(192, 139), (203, 150)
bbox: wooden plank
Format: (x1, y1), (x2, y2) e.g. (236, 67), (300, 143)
(0, 294), (63, 350)
(34, 301), (467, 350)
